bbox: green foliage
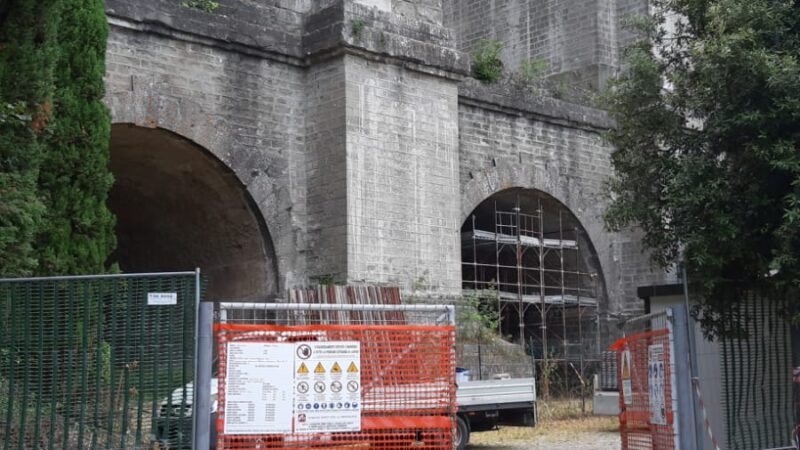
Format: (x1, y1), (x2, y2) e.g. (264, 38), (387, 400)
(516, 58), (548, 86)
(312, 274), (345, 286)
(603, 0), (800, 336)
(458, 291), (500, 342)
(0, 0), (60, 277)
(37, 0), (116, 275)
(181, 0), (219, 12)
(471, 40), (505, 83)
(351, 18), (366, 37)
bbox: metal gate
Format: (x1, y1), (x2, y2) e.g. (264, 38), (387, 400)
(0, 271), (200, 450)
(212, 301), (456, 450)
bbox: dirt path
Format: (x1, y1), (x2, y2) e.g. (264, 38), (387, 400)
(468, 429), (619, 450)
(466, 415), (620, 450)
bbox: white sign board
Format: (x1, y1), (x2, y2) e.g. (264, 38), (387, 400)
(147, 292), (177, 306)
(223, 343), (294, 434)
(222, 340), (362, 435)
(621, 349), (633, 405)
(648, 344), (667, 425)
(294, 342), (361, 433)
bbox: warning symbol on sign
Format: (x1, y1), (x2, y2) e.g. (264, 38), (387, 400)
(347, 362), (358, 373)
(621, 349), (633, 406)
(331, 362), (342, 374)
(298, 362), (309, 374)
(314, 362), (326, 374)
(621, 351), (631, 379)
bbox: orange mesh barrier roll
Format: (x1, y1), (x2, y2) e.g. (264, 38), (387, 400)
(214, 324), (456, 449)
(612, 329), (677, 450)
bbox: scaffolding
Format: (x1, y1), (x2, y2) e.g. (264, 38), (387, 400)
(461, 197), (600, 387)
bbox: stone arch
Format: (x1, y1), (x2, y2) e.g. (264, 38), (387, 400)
(108, 123), (278, 299)
(460, 183), (610, 358)
(460, 162), (610, 305)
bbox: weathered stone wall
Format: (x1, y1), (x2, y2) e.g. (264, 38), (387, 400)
(100, 0), (664, 308)
(345, 55), (462, 295)
(104, 0), (309, 293)
(457, 79), (666, 313)
(102, 0), (468, 297)
(443, 0), (648, 90)
(304, 58), (348, 283)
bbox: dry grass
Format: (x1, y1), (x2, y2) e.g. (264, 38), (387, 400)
(469, 397), (619, 445)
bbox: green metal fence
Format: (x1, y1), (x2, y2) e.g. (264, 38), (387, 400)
(718, 286), (795, 450)
(0, 272), (199, 450)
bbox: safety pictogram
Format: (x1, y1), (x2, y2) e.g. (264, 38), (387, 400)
(347, 362), (358, 373)
(297, 344), (312, 360)
(297, 362), (309, 374)
(314, 362), (326, 374)
(621, 349), (633, 405)
(331, 381), (342, 392)
(331, 362), (342, 374)
(621, 350), (631, 379)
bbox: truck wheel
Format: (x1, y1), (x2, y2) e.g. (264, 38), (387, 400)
(522, 410), (535, 427)
(455, 415), (469, 450)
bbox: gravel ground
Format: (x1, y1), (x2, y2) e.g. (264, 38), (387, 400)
(468, 429), (620, 450)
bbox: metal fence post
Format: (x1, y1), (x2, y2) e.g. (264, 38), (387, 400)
(671, 304), (697, 450)
(193, 270), (213, 450)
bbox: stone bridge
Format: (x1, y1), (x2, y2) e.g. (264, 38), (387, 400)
(103, 0), (667, 319)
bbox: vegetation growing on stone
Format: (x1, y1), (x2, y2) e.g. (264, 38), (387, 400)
(516, 58), (548, 86)
(351, 18), (367, 37)
(603, 0), (800, 335)
(458, 290), (500, 343)
(0, 1), (60, 276)
(471, 40), (504, 84)
(37, 0), (116, 275)
(181, 0), (219, 13)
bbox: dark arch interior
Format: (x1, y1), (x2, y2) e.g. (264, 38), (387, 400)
(461, 188), (605, 359)
(108, 124), (277, 299)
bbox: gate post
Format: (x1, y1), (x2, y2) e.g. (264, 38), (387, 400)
(670, 304), (697, 449)
(193, 273), (213, 450)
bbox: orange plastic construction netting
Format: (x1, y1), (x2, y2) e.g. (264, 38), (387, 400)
(611, 329), (677, 450)
(214, 323), (456, 449)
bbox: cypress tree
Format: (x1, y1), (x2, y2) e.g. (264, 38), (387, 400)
(0, 1), (61, 277)
(37, 0), (116, 274)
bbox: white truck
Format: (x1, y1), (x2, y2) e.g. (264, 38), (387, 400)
(455, 377), (537, 449)
(155, 376), (536, 450)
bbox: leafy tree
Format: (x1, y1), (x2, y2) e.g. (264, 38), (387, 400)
(603, 0), (800, 335)
(0, 0), (61, 276)
(36, 0), (116, 275)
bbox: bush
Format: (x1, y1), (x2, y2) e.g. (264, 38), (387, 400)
(471, 40), (504, 83)
(517, 58), (548, 86)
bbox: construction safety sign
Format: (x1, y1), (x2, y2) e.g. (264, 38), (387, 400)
(222, 341), (361, 435)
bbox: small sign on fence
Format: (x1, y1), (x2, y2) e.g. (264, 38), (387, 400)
(621, 349), (633, 405)
(294, 341), (361, 433)
(147, 291), (177, 305)
(648, 343), (667, 426)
